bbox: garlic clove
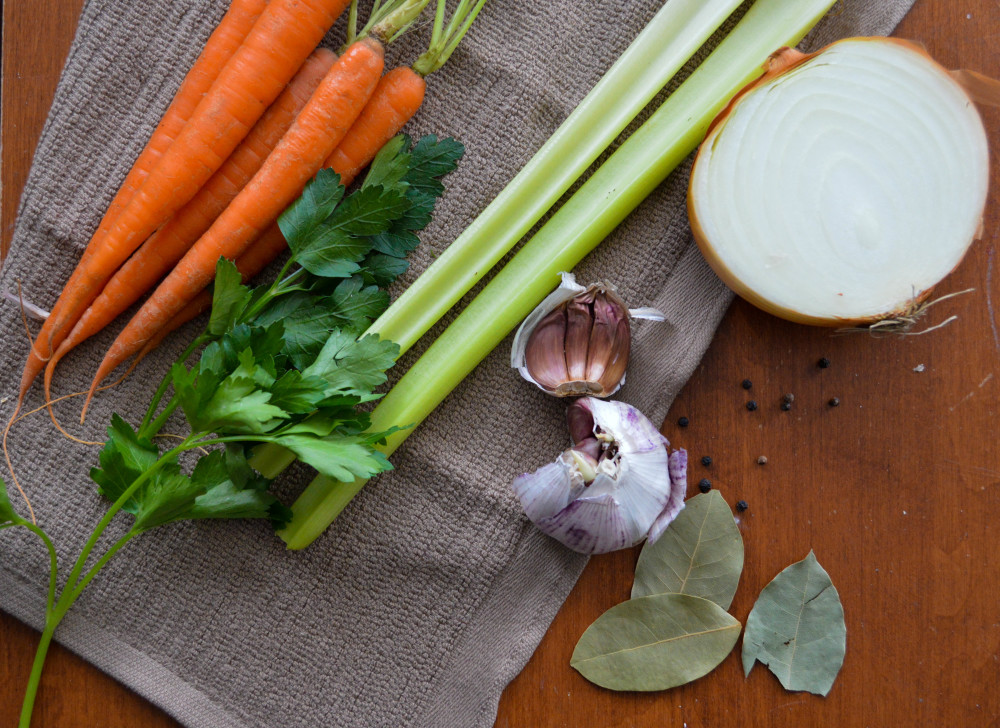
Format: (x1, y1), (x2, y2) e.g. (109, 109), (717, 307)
(512, 272), (664, 398)
(511, 398), (687, 555)
(523, 307), (570, 391)
(564, 294), (594, 382)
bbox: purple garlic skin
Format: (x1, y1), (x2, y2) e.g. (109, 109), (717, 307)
(523, 288), (631, 398)
(512, 398), (687, 555)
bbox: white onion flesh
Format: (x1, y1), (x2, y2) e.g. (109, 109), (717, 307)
(689, 38), (990, 325)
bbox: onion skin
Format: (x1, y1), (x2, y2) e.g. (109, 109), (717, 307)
(687, 38), (987, 328)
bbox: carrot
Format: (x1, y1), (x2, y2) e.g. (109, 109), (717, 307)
(123, 65), (429, 363)
(83, 38), (386, 416)
(21, 0), (352, 405)
(16, 0), (268, 404)
(324, 66), (428, 187)
(43, 48), (338, 402)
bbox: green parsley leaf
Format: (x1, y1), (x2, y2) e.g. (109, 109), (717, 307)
(175, 357), (287, 435)
(362, 135), (411, 191)
(327, 184), (410, 237)
(278, 168), (345, 249)
(370, 227), (421, 258)
(406, 135), (465, 193)
(90, 414), (161, 514)
(131, 460), (203, 530)
(271, 433), (393, 482)
(127, 450), (287, 531)
(329, 277), (389, 329)
(268, 371), (329, 413)
(280, 307), (343, 369)
(208, 258), (252, 336)
(360, 253), (410, 288)
(293, 228), (371, 279)
(304, 332), (399, 396)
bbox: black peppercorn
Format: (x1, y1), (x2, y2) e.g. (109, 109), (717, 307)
(782, 393), (795, 404)
(736, 500), (749, 512)
(746, 400), (758, 411)
(677, 416), (689, 427)
(817, 357), (831, 368)
(780, 401), (792, 411)
(698, 478), (712, 493)
(757, 456), (767, 465)
(701, 456), (712, 467)
(741, 379), (753, 390)
(829, 397), (840, 407)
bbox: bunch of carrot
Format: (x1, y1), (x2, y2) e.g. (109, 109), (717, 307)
(13, 0), (480, 421)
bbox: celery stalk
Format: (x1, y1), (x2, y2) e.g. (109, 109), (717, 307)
(278, 0), (837, 549)
(369, 0), (746, 354)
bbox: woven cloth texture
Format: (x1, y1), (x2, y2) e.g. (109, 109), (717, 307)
(0, 1), (915, 726)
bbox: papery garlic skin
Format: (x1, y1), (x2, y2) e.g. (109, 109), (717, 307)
(511, 273), (665, 398)
(512, 398), (686, 554)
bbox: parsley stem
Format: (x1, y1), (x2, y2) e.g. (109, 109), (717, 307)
(2, 520), (58, 617)
(19, 529), (135, 728)
(19, 619), (55, 728)
(65, 530), (139, 606)
(139, 333), (210, 437)
(238, 264), (303, 324)
(23, 522), (58, 618)
(144, 396), (182, 440)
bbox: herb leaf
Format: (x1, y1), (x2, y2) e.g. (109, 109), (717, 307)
(208, 258), (252, 336)
(362, 135), (411, 191)
(632, 490), (744, 609)
(571, 593), (742, 691)
(272, 433), (393, 482)
(277, 168), (345, 249)
(90, 414), (161, 514)
(742, 551), (846, 696)
(304, 332), (399, 395)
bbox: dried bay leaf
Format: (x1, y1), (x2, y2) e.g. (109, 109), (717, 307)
(570, 593), (741, 691)
(742, 550), (846, 696)
(632, 490), (744, 609)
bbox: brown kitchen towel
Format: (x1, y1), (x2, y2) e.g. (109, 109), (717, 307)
(0, 1), (915, 726)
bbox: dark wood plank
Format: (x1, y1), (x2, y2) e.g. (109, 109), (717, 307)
(2, 1), (998, 726)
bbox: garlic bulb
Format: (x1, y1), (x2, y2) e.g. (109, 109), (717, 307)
(512, 398), (686, 554)
(511, 273), (665, 398)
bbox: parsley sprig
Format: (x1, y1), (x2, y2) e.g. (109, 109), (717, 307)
(1, 134), (463, 720)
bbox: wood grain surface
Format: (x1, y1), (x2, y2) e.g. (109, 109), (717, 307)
(3, 1), (999, 726)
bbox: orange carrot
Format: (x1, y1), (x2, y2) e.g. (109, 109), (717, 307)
(324, 66), (427, 186)
(84, 39), (386, 415)
(16, 0), (268, 405)
(43, 48), (338, 401)
(126, 65), (428, 361)
(20, 0), (351, 404)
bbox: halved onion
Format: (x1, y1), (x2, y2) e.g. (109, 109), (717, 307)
(688, 38), (990, 327)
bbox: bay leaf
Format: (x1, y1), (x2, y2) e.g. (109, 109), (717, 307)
(632, 490), (744, 609)
(571, 593), (741, 691)
(742, 550), (846, 696)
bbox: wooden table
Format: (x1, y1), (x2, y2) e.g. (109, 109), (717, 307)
(3, 1), (999, 725)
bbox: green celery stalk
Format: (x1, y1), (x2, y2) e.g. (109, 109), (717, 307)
(278, 0), (837, 549)
(368, 0), (746, 354)
(249, 0), (746, 479)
